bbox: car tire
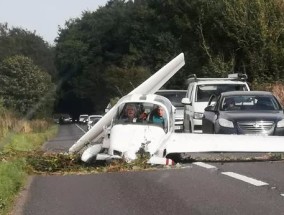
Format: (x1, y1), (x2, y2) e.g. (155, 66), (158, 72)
(183, 121), (192, 133)
(188, 121), (192, 133)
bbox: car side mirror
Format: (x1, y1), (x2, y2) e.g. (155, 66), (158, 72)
(204, 105), (215, 112)
(181, 98), (192, 105)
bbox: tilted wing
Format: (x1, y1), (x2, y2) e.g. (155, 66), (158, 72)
(69, 53), (185, 154)
(165, 133), (284, 155)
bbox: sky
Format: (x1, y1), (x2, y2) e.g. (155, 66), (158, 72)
(0, 0), (109, 44)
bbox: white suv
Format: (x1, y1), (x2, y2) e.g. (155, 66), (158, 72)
(182, 74), (250, 133)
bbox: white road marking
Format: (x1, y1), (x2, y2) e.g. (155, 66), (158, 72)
(75, 124), (87, 133)
(281, 194), (284, 197)
(222, 172), (268, 186)
(193, 162), (217, 169)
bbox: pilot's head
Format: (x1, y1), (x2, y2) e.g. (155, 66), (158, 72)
(125, 104), (137, 119)
(156, 106), (164, 117)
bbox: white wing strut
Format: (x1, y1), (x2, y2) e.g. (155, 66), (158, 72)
(69, 53), (185, 153)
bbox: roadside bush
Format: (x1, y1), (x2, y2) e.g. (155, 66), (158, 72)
(0, 55), (55, 118)
(0, 105), (18, 140)
(252, 82), (284, 105)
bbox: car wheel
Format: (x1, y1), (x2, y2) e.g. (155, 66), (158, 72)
(188, 121), (192, 133)
(183, 120), (192, 133)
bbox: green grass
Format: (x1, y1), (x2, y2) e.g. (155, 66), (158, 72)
(0, 125), (58, 215)
(2, 125), (57, 153)
(0, 159), (26, 215)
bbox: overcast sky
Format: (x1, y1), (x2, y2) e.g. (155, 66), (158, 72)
(0, 0), (109, 44)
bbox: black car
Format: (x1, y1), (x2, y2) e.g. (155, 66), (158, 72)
(202, 91), (284, 135)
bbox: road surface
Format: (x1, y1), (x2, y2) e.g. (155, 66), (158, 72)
(15, 124), (284, 215)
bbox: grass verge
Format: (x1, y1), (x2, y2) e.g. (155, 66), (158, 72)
(0, 125), (58, 215)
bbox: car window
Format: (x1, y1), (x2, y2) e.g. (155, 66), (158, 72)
(196, 84), (248, 102)
(156, 91), (186, 107)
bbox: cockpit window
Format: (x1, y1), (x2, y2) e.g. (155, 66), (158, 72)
(114, 102), (169, 131)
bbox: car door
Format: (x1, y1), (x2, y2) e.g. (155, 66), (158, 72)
(202, 96), (219, 133)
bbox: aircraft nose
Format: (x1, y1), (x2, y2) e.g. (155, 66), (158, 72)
(124, 151), (137, 162)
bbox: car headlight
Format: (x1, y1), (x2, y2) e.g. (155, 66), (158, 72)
(218, 118), (234, 128)
(193, 112), (203, 119)
(277, 119), (284, 128)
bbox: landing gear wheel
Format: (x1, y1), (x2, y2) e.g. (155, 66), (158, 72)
(166, 153), (182, 164)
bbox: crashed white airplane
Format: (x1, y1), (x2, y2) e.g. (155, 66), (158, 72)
(69, 53), (284, 165)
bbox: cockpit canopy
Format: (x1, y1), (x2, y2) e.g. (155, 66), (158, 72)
(112, 94), (174, 132)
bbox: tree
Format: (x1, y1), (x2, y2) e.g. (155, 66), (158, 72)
(0, 23), (57, 80)
(54, 0), (284, 116)
(0, 55), (55, 118)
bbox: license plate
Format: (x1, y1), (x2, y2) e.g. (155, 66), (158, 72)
(175, 126), (181, 130)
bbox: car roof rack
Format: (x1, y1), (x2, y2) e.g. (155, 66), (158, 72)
(186, 73), (248, 84)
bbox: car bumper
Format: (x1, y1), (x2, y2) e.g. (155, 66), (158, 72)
(193, 119), (202, 132)
(174, 124), (183, 131)
(174, 119), (184, 131)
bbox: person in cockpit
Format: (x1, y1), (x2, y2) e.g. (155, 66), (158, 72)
(149, 105), (166, 127)
(123, 104), (138, 123)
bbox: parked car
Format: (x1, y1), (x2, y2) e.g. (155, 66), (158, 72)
(53, 114), (72, 124)
(202, 91), (284, 135)
(79, 114), (89, 124)
(87, 115), (103, 130)
(61, 114), (72, 124)
(182, 73), (250, 133)
(155, 90), (187, 131)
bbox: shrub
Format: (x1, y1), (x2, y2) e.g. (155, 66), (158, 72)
(252, 82), (284, 105)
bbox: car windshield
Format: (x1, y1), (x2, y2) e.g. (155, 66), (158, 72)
(196, 84), (248, 102)
(156, 91), (186, 107)
(93, 118), (101, 123)
(89, 117), (99, 121)
(220, 95), (281, 111)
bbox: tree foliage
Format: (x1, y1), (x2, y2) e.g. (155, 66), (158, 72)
(54, 0), (284, 114)
(0, 55), (55, 118)
(1, 0), (283, 116)
(0, 23), (57, 80)
(0, 24), (57, 118)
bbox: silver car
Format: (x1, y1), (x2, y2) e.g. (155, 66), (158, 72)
(87, 115), (103, 130)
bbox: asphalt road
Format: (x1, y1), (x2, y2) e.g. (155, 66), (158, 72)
(15, 123), (284, 215)
(42, 123), (85, 153)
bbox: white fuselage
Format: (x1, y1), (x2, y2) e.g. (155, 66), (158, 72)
(109, 124), (166, 160)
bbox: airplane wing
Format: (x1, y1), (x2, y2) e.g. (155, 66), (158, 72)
(69, 53), (185, 153)
(165, 133), (284, 154)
